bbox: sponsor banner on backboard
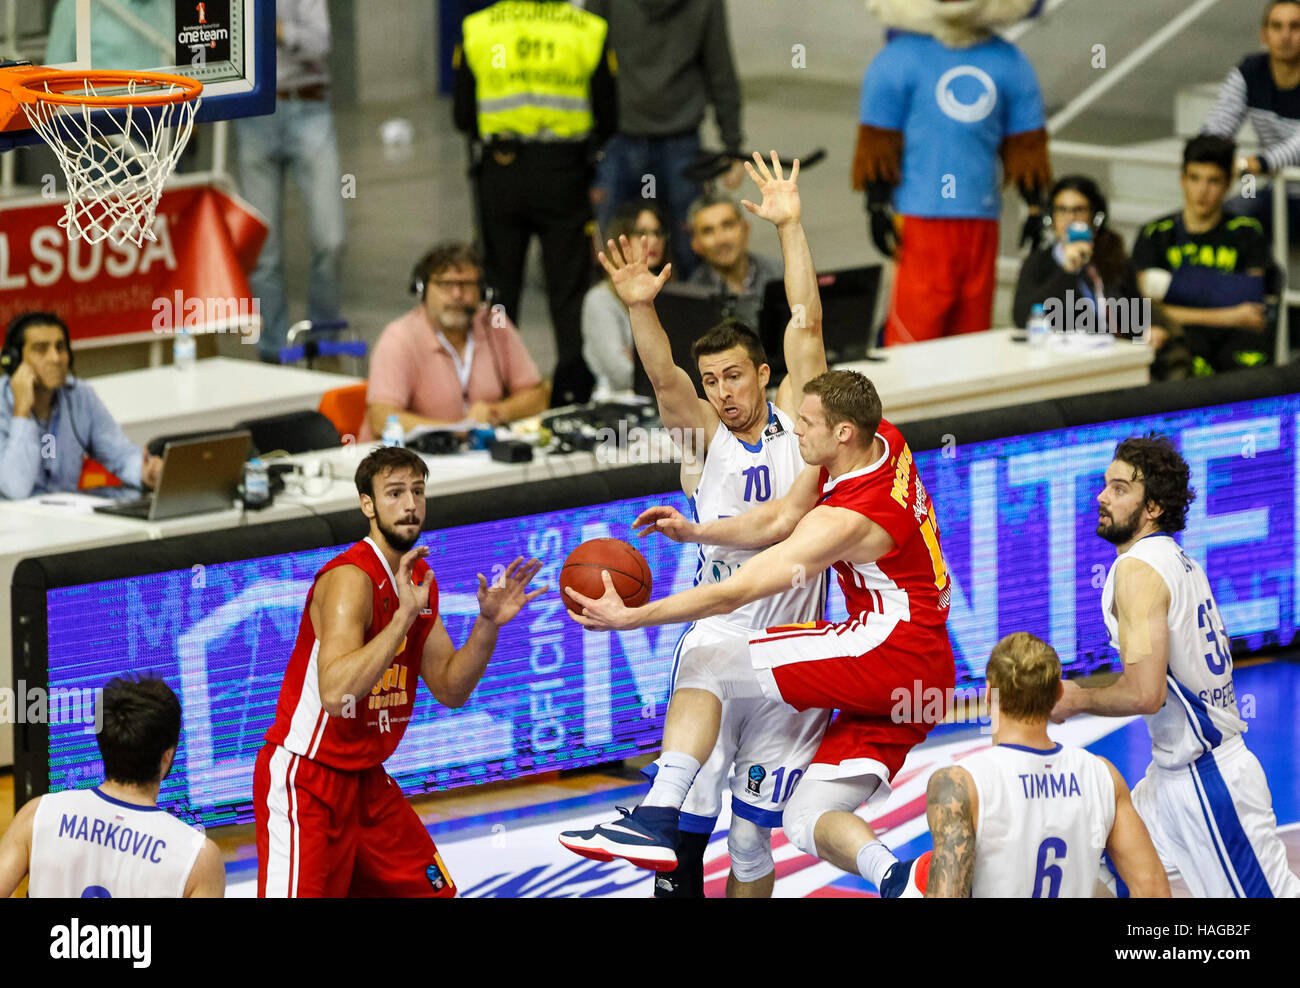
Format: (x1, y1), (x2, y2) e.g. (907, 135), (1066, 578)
(0, 183), (266, 341)
(175, 0), (233, 66)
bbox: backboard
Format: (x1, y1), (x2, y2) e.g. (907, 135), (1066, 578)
(0, 0), (274, 151)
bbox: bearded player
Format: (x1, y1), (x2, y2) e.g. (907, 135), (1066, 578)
(562, 369), (953, 896)
(1052, 434), (1299, 898)
(254, 445), (544, 897)
(574, 153), (832, 898)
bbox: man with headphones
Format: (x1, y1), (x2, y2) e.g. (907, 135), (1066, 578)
(361, 244), (550, 442)
(1, 312), (162, 500)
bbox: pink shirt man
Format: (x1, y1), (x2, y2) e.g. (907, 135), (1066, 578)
(361, 305), (542, 440)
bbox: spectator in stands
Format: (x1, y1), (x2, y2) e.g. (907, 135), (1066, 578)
(1202, 0), (1300, 238)
(362, 244), (549, 441)
(1014, 175), (1191, 380)
(582, 203), (675, 398)
(1132, 137), (1272, 376)
(586, 0), (745, 279)
(0, 312), (162, 500)
(235, 0), (345, 363)
(686, 192), (783, 330)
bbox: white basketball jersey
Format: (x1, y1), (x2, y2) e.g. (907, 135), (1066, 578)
(28, 788), (206, 898)
(1101, 534), (1247, 769)
(963, 743), (1116, 898)
(690, 403), (826, 631)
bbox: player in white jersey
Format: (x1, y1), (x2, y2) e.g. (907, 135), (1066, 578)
(916, 633), (1168, 898)
(0, 676), (224, 898)
(1052, 434), (1300, 897)
(569, 153), (830, 897)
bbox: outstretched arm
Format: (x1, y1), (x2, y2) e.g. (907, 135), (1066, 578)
(1100, 757), (1171, 898)
(632, 464), (823, 550)
(602, 236), (717, 439)
(925, 766), (977, 898)
(740, 152), (826, 410)
(570, 504), (889, 630)
(421, 557), (545, 708)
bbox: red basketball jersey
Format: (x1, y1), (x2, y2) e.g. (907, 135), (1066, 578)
(818, 419), (950, 628)
(264, 538), (439, 771)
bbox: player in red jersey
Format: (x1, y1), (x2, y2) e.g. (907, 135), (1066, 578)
(560, 370), (952, 895)
(255, 445), (544, 897)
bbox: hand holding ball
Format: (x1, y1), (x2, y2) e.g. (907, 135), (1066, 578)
(560, 538), (652, 615)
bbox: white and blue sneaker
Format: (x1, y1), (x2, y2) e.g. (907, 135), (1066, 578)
(558, 805), (680, 872)
(879, 851), (931, 898)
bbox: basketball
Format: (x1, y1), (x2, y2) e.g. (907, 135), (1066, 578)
(560, 538), (652, 614)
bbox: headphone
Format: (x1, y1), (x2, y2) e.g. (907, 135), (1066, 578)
(3, 311), (75, 377)
(1048, 175), (1109, 234)
(408, 245), (511, 405)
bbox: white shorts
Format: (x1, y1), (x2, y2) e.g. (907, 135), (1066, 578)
(1129, 735), (1300, 898)
(668, 620), (830, 834)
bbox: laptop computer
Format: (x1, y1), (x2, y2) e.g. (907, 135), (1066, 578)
(93, 430), (252, 521)
(759, 265), (884, 373)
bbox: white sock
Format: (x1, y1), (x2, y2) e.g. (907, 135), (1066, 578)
(641, 752), (701, 810)
(856, 840), (898, 889)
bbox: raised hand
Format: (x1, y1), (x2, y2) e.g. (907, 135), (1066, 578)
(478, 556), (547, 627)
(632, 505), (698, 543)
(742, 150), (802, 229)
(597, 234), (673, 308)
(396, 546), (433, 618)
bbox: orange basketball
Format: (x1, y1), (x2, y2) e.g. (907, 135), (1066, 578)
(560, 538), (652, 615)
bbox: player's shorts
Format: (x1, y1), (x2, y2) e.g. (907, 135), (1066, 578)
(749, 615), (955, 799)
(1126, 735), (1300, 898)
(669, 619), (830, 834)
(254, 743), (456, 898)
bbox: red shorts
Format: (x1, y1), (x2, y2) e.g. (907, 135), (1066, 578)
(750, 616), (955, 783)
(254, 743), (455, 898)
(885, 216), (998, 345)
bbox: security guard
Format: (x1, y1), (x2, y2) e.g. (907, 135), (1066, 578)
(454, 0), (618, 406)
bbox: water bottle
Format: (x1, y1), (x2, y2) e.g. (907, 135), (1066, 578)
(173, 326), (197, 370)
(1028, 303), (1049, 347)
(382, 414), (405, 448)
(244, 457), (269, 507)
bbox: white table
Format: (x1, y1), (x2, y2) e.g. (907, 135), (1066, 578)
(0, 329), (1153, 766)
(84, 357), (363, 447)
(838, 329), (1153, 422)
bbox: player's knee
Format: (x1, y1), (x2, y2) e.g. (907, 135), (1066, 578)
(727, 817), (773, 884)
(781, 796), (821, 859)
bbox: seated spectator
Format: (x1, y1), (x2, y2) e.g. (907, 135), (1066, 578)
(1201, 0), (1300, 238)
(582, 203), (675, 398)
(363, 243), (549, 440)
(685, 192), (783, 328)
(1, 313), (162, 500)
(1132, 136), (1272, 376)
(1014, 175), (1191, 379)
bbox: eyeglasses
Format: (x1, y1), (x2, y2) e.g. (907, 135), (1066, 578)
(1052, 204), (1093, 217)
(431, 278), (479, 293)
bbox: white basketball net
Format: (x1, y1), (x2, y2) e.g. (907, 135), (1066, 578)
(21, 77), (200, 247)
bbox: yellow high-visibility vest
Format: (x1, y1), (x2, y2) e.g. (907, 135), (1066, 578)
(461, 1), (608, 140)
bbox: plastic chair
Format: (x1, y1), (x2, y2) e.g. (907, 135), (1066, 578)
(318, 382), (368, 442)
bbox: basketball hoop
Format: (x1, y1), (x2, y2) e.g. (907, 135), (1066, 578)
(0, 66), (202, 247)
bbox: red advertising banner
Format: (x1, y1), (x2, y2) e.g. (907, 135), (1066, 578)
(0, 182), (267, 341)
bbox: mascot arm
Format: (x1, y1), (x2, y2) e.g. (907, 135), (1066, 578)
(1002, 127), (1051, 250)
(852, 124), (902, 191)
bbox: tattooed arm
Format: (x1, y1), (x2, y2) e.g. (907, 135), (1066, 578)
(924, 766), (978, 898)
